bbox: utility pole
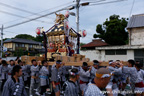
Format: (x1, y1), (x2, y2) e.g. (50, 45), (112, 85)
(1, 25), (3, 58)
(76, 0), (80, 33)
(76, 0), (80, 54)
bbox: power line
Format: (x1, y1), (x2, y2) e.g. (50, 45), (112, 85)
(4, 30), (19, 35)
(0, 2), (40, 15)
(129, 0), (135, 18)
(3, 4), (75, 29)
(0, 10), (54, 24)
(0, 2), (73, 18)
(0, 1), (75, 24)
(81, 0), (106, 3)
(88, 0), (127, 6)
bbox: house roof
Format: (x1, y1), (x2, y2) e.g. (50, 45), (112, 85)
(127, 14), (144, 29)
(81, 39), (108, 48)
(4, 38), (42, 45)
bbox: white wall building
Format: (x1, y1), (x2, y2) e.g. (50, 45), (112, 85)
(81, 14), (144, 63)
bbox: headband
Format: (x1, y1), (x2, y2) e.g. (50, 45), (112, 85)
(109, 61), (114, 65)
(56, 61), (62, 64)
(70, 72), (79, 76)
(96, 73), (113, 78)
(94, 63), (99, 65)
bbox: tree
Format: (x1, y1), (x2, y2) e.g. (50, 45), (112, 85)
(14, 34), (35, 41)
(93, 14), (128, 45)
(34, 35), (44, 42)
(80, 43), (86, 47)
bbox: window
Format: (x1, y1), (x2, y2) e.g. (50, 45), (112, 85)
(15, 43), (18, 47)
(105, 50), (127, 55)
(29, 45), (33, 48)
(116, 50), (127, 55)
(22, 44), (25, 47)
(105, 50), (115, 55)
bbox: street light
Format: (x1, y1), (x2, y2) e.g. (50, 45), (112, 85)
(69, 12), (76, 16)
(81, 2), (89, 6)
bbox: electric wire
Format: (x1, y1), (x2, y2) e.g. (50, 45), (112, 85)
(88, 0), (127, 6)
(0, 10), (54, 24)
(0, 1), (75, 24)
(3, 4), (76, 29)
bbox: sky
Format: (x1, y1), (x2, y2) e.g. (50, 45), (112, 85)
(0, 0), (144, 43)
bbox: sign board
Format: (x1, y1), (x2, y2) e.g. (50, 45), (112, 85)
(3, 47), (7, 52)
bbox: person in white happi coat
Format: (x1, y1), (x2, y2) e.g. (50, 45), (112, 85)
(18, 60), (28, 86)
(0, 60), (9, 91)
(8, 60), (15, 79)
(62, 68), (80, 96)
(79, 62), (92, 92)
(122, 59), (143, 96)
(84, 68), (111, 96)
(2, 65), (27, 96)
(39, 60), (49, 95)
(90, 60), (99, 81)
(29, 59), (40, 96)
(106, 60), (123, 96)
(134, 63), (144, 96)
(51, 60), (62, 96)
(26, 64), (31, 88)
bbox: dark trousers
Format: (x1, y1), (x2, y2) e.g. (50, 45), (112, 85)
(40, 85), (49, 95)
(1, 79), (7, 91)
(27, 76), (31, 87)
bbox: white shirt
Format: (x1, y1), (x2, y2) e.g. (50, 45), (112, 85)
(84, 83), (105, 96)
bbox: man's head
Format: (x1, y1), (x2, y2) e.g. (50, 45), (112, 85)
(2, 60), (7, 66)
(115, 60), (120, 68)
(42, 60), (48, 67)
(135, 63), (141, 70)
(128, 59), (135, 67)
(69, 68), (79, 81)
(10, 60), (15, 66)
(109, 60), (115, 67)
(18, 60), (23, 66)
(135, 61), (140, 64)
(56, 60), (62, 69)
(94, 68), (111, 89)
(82, 62), (88, 71)
(11, 65), (22, 77)
(31, 59), (37, 66)
(93, 60), (99, 69)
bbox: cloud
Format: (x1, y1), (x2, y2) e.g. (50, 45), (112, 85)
(0, 0), (144, 44)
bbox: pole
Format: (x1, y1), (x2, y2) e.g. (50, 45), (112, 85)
(76, 0), (80, 54)
(76, 0), (80, 33)
(1, 25), (3, 58)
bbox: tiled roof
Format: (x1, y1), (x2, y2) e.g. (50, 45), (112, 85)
(4, 38), (42, 45)
(127, 14), (144, 29)
(81, 39), (108, 48)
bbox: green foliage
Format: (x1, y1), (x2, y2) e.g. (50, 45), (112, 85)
(93, 14), (128, 45)
(14, 34), (44, 42)
(80, 43), (86, 47)
(13, 48), (24, 57)
(34, 35), (44, 42)
(14, 34), (35, 41)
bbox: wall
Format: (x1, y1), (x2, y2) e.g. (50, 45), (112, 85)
(12, 43), (15, 51)
(80, 50), (101, 61)
(25, 44), (29, 50)
(3, 43), (12, 48)
(130, 28), (144, 45)
(80, 50), (134, 61)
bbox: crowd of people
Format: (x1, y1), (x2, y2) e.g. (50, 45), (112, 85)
(0, 57), (144, 96)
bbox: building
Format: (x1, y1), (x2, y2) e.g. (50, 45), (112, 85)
(81, 39), (108, 50)
(3, 38), (43, 56)
(81, 14), (144, 64)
